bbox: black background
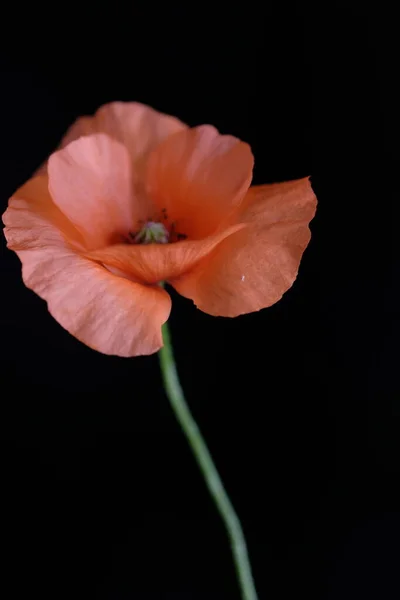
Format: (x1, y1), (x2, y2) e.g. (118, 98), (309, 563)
(0, 3), (398, 599)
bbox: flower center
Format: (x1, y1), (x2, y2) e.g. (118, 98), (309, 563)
(126, 210), (187, 245)
(131, 221), (170, 245)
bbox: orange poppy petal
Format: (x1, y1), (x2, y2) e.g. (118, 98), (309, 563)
(3, 175), (85, 251)
(38, 102), (186, 178)
(238, 177), (317, 225)
(48, 134), (134, 249)
(57, 116), (96, 150)
(35, 116), (96, 176)
(145, 125), (254, 239)
(172, 178), (317, 316)
(19, 247), (171, 356)
(3, 179), (171, 356)
(85, 224), (245, 285)
(86, 102), (187, 177)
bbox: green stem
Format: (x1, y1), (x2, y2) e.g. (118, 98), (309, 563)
(158, 320), (259, 600)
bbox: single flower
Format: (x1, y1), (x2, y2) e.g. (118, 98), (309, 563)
(3, 102), (317, 357)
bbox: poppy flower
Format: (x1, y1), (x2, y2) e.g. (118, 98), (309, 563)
(3, 102), (317, 357)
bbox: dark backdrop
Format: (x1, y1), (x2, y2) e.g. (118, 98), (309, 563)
(0, 3), (398, 599)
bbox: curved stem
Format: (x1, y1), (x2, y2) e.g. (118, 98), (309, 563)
(158, 320), (258, 600)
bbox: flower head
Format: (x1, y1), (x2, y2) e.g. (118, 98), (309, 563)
(2, 102), (317, 357)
